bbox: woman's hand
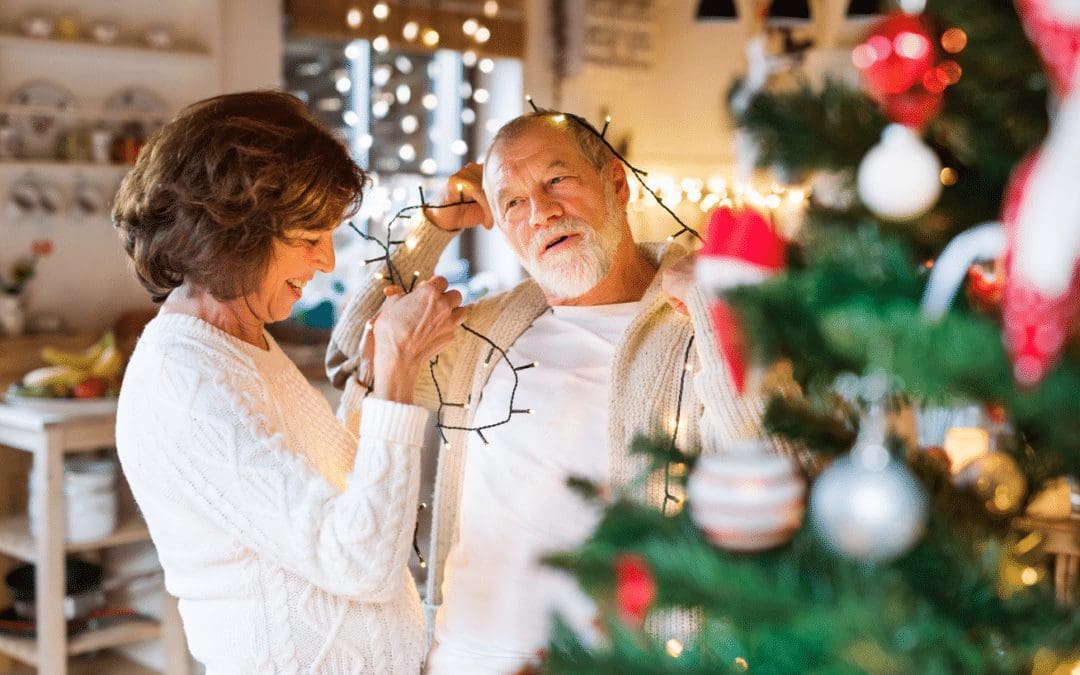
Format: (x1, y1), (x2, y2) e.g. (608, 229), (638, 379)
(424, 162), (493, 232)
(662, 254), (695, 316)
(370, 276), (466, 404)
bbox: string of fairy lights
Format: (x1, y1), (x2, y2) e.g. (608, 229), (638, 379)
(663, 334), (696, 516)
(352, 103), (704, 513)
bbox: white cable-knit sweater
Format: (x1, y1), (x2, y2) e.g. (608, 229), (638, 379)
(116, 313), (427, 674)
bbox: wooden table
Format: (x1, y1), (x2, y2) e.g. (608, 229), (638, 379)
(0, 402), (190, 674)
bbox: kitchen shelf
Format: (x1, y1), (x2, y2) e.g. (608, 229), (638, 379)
(0, 32), (212, 64)
(0, 617), (161, 666)
(0, 513), (151, 563)
(0, 160), (134, 174)
(0, 102), (173, 124)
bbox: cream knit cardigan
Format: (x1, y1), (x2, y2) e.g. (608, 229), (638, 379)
(118, 314), (428, 674)
(327, 219), (771, 646)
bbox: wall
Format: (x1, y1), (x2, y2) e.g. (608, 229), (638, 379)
(0, 0), (283, 337)
(521, 0), (866, 242)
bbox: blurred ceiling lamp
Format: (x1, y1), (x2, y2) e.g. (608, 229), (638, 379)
(696, 0), (883, 49)
(696, 0), (881, 18)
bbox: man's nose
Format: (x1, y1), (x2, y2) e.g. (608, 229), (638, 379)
(529, 192), (563, 228)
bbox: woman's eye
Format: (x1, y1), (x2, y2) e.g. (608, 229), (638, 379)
(550, 176), (564, 185)
(505, 198), (521, 210)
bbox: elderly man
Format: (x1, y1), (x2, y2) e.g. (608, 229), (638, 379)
(327, 112), (761, 673)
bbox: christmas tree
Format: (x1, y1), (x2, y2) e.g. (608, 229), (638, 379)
(541, 1), (1080, 672)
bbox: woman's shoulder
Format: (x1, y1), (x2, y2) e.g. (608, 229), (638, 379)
(128, 313), (264, 397)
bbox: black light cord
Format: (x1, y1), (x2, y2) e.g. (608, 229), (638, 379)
(525, 97), (702, 244)
(663, 334), (696, 516)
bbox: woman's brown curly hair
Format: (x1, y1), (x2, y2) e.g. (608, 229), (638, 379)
(112, 90), (369, 302)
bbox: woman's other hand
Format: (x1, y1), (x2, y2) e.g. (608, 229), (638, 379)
(370, 277), (465, 404)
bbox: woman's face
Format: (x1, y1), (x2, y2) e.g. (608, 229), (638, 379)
(244, 228), (336, 325)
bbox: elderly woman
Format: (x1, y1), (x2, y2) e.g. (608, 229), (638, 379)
(111, 91), (462, 673)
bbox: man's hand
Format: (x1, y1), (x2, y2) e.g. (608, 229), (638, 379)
(662, 254), (696, 316)
(425, 162), (494, 232)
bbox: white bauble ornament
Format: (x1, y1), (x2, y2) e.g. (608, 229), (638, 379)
(857, 124), (942, 221)
(687, 438), (806, 552)
(810, 409), (928, 562)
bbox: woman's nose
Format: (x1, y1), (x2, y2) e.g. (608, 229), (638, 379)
(314, 234), (335, 272)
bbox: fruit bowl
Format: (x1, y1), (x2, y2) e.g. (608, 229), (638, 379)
(3, 386), (118, 416)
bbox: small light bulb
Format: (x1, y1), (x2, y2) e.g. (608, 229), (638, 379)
(373, 2), (389, 20)
(665, 639), (683, 658)
(346, 8), (362, 28)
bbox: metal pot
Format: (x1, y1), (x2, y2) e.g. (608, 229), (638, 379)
(5, 558), (104, 621)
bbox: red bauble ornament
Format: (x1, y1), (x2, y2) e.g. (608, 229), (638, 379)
(853, 13), (936, 97)
(695, 206), (786, 394)
(613, 554), (656, 628)
(878, 86), (944, 130)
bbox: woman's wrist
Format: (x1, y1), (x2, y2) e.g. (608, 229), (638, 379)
(372, 352), (420, 405)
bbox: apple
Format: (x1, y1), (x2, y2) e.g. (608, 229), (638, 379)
(74, 377), (107, 399)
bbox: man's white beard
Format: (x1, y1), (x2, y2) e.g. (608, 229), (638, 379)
(520, 186), (624, 300)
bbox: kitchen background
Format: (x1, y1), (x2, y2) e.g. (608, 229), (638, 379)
(0, 1), (880, 672)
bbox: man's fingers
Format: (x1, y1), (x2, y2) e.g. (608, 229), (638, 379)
(424, 275), (450, 293)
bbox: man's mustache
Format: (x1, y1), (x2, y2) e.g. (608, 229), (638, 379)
(528, 219), (592, 259)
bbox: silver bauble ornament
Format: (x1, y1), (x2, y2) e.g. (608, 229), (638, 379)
(810, 409), (928, 562)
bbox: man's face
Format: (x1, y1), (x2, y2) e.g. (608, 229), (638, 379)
(484, 123), (628, 300)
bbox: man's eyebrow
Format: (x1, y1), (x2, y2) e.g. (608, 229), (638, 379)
(493, 159), (574, 204)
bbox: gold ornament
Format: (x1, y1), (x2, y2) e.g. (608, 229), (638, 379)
(1025, 476), (1080, 520)
(955, 452), (1027, 517)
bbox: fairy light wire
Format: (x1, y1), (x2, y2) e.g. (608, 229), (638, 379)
(663, 334), (696, 516)
(525, 97), (701, 243)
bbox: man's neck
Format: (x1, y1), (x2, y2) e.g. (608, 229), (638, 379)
(548, 235), (657, 307)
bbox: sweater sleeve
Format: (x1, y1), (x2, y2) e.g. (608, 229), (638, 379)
(321, 218), (453, 423)
(156, 365), (428, 602)
(685, 283), (804, 461)
(684, 282), (768, 452)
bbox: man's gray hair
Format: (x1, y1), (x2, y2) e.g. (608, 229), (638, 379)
(484, 111), (615, 172)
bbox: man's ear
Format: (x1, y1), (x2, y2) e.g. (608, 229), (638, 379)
(607, 157), (630, 207)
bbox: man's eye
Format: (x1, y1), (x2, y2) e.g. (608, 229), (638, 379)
(505, 198), (521, 210)
(550, 176), (564, 185)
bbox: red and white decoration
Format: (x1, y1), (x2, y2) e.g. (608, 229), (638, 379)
(1001, 0), (1080, 386)
(852, 10), (949, 221)
(686, 438), (806, 552)
(695, 206), (786, 394)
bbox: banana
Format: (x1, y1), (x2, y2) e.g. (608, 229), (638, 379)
(22, 365), (88, 389)
(88, 333), (124, 382)
(40, 336), (108, 370)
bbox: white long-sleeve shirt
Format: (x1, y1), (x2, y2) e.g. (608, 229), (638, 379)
(117, 312), (427, 674)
